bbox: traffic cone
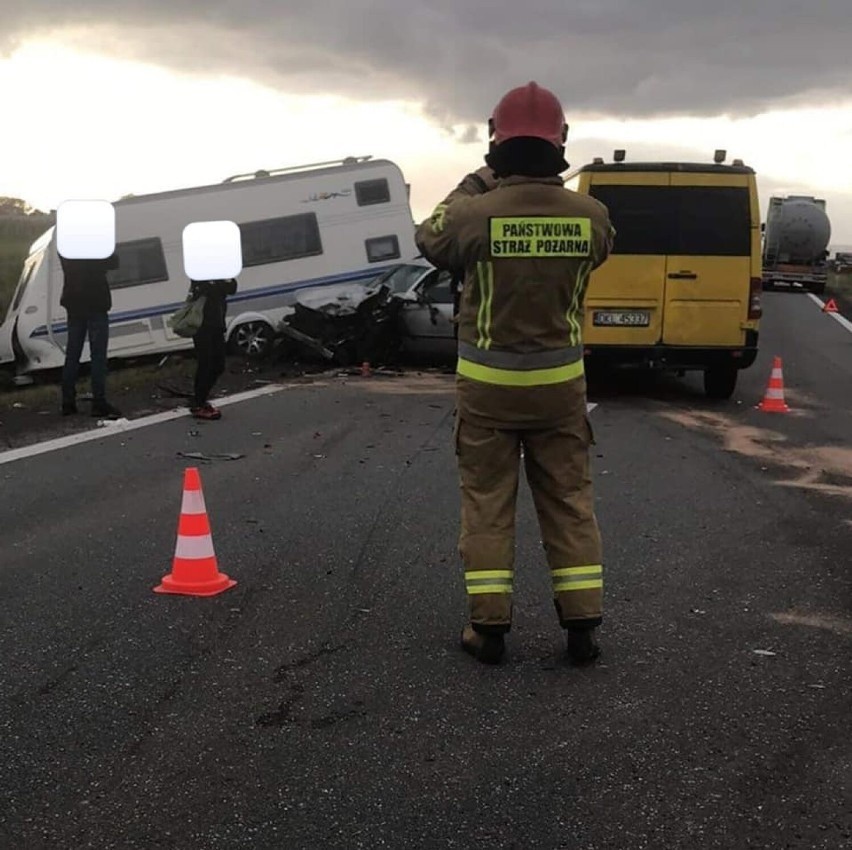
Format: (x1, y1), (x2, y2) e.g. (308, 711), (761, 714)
(154, 467), (236, 596)
(823, 298), (839, 314)
(756, 356), (790, 413)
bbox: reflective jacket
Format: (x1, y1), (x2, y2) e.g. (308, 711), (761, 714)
(415, 173), (614, 428)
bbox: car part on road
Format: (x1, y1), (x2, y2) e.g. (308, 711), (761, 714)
(278, 323), (335, 361)
(176, 451), (245, 462)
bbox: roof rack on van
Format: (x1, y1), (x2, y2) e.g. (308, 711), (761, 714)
(222, 156), (374, 182)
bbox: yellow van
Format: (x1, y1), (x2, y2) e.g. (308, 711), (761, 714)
(569, 152), (762, 399)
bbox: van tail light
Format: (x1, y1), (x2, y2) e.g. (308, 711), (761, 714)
(748, 277), (763, 320)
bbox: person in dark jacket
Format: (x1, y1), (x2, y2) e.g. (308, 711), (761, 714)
(59, 252), (122, 419)
(188, 277), (237, 420)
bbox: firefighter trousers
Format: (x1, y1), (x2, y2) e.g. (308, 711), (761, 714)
(455, 414), (603, 634)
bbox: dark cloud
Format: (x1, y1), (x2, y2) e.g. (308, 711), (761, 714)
(2, 1), (851, 125)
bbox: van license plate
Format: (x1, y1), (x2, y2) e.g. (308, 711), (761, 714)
(593, 310), (651, 327)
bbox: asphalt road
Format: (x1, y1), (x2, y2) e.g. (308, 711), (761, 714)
(1, 293), (850, 849)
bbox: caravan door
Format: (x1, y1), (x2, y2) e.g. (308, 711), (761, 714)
(0, 245), (50, 368)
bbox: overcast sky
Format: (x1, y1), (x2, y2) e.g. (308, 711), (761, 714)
(1, 1), (851, 243)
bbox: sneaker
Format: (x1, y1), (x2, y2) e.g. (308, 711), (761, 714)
(460, 624), (505, 665)
(91, 401), (122, 420)
(565, 627), (601, 666)
(191, 404), (222, 421)
(61, 401), (78, 416)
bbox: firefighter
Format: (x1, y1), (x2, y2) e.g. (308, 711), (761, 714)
(415, 81), (614, 666)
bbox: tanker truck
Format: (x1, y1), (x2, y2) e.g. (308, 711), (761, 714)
(762, 195), (831, 294)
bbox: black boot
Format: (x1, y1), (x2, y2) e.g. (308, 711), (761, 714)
(565, 627), (600, 666)
(460, 625), (505, 665)
(91, 400), (122, 420)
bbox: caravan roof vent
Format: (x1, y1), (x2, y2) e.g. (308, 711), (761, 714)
(714, 149), (727, 164)
(593, 157), (604, 165)
(613, 149), (626, 163)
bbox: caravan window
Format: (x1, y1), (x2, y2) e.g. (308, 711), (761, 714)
(240, 213), (323, 266)
(365, 235), (401, 263)
(108, 238), (169, 289)
(355, 179), (391, 206)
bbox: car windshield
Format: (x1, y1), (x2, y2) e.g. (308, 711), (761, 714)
(374, 264), (430, 293)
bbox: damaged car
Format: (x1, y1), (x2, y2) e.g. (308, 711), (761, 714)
(278, 262), (458, 366)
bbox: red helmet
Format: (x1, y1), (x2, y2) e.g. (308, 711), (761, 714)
(489, 81), (567, 148)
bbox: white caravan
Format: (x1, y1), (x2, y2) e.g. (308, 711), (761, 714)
(0, 156), (417, 375)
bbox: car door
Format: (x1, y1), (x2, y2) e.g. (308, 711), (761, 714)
(661, 174), (755, 347)
(582, 172), (670, 347)
(399, 269), (457, 360)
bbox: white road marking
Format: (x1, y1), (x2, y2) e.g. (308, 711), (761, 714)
(807, 293), (852, 334)
(0, 383), (289, 467)
(3, 380), (599, 467)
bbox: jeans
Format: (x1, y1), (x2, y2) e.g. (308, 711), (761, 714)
(62, 313), (109, 404)
(193, 325), (226, 407)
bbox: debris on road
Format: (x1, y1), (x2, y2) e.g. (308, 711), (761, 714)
(752, 649), (778, 657)
(176, 451), (245, 463)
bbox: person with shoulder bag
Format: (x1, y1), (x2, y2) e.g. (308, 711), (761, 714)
(185, 277), (237, 420)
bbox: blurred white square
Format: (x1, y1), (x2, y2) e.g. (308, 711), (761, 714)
(56, 200), (116, 259)
(183, 221), (242, 280)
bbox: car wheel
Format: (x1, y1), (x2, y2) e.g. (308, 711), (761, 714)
(229, 321), (275, 359)
(704, 365), (738, 400)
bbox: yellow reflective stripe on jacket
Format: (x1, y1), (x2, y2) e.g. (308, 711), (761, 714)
(567, 260), (592, 347)
(475, 261), (494, 350)
(552, 564), (603, 593)
(429, 204), (448, 234)
(465, 569), (514, 595)
(458, 357), (585, 387)
(458, 341), (582, 370)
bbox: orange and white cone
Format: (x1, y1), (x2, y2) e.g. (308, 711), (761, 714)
(756, 356), (790, 413)
(154, 467), (236, 596)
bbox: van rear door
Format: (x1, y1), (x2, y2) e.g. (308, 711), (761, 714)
(583, 173), (670, 347)
(662, 174), (753, 347)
